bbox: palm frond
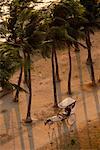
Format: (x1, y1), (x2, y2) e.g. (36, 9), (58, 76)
(11, 83), (28, 93)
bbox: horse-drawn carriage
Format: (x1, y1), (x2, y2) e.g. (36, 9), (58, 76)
(44, 97), (76, 126)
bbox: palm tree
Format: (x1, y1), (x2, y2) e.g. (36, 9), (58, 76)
(23, 52), (28, 85)
(66, 43), (72, 95)
(80, 0), (99, 63)
(7, 0), (43, 122)
(51, 44), (58, 107)
(53, 43), (61, 82)
(85, 28), (96, 85)
(14, 65), (23, 102)
(42, 39), (59, 107)
(40, 7), (62, 107)
(80, 0), (100, 85)
(52, 0), (86, 94)
(25, 51), (32, 123)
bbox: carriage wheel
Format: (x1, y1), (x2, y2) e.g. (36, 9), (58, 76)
(67, 113), (76, 126)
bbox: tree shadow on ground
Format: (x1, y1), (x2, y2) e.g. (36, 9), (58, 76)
(86, 64), (100, 120)
(75, 52), (93, 149)
(0, 91), (35, 150)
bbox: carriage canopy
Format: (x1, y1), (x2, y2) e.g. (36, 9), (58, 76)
(58, 97), (76, 109)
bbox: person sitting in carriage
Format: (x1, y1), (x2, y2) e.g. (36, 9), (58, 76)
(59, 99), (76, 117)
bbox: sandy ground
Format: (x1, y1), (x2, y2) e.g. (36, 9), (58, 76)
(0, 31), (100, 150)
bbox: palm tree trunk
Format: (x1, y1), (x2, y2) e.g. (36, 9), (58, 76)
(85, 29), (96, 85)
(85, 30), (93, 65)
(23, 52), (28, 85)
(67, 45), (72, 95)
(51, 47), (58, 107)
(53, 46), (60, 82)
(74, 42), (80, 52)
(25, 53), (32, 123)
(14, 65), (23, 102)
